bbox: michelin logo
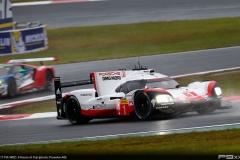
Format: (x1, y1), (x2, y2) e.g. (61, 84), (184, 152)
(25, 33), (44, 43)
(0, 38), (10, 46)
(11, 31), (26, 53)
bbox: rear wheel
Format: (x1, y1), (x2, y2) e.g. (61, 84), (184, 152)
(134, 92), (152, 120)
(44, 70), (53, 90)
(66, 96), (90, 124)
(7, 78), (17, 98)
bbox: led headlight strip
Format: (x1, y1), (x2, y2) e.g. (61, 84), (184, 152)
(214, 87), (222, 96)
(156, 94), (173, 103)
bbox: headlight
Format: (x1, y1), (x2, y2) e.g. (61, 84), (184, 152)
(0, 79), (4, 85)
(214, 87), (222, 96)
(156, 95), (173, 103)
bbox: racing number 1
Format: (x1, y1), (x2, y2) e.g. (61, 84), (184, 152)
(123, 105), (126, 115)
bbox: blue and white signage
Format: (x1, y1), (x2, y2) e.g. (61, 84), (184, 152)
(0, 0), (13, 31)
(0, 26), (48, 55)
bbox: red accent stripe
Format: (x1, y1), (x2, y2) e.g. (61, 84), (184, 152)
(54, 56), (58, 61)
(9, 101), (35, 107)
(91, 72), (97, 91)
(81, 109), (116, 117)
(143, 88), (170, 94)
(0, 114), (31, 121)
(223, 96), (240, 102)
(207, 81), (216, 96)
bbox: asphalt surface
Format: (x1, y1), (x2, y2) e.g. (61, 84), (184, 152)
(1, 46), (240, 104)
(0, 101), (238, 145)
(12, 0), (240, 28)
(1, 0), (239, 145)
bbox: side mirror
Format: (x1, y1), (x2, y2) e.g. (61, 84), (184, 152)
(18, 69), (26, 73)
(176, 84), (181, 89)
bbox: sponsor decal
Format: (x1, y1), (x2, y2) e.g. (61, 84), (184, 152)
(0, 26), (47, 55)
(0, 0), (13, 31)
(120, 100), (128, 104)
(99, 71), (121, 76)
(156, 106), (169, 109)
(15, 75), (21, 80)
(56, 89), (61, 94)
(128, 100), (134, 106)
(161, 102), (174, 105)
(11, 30), (26, 53)
(0, 32), (11, 54)
(99, 71), (122, 81)
(151, 99), (156, 107)
(54, 77), (60, 81)
(97, 97), (102, 101)
(102, 76), (121, 81)
(93, 104), (106, 109)
(80, 93), (92, 96)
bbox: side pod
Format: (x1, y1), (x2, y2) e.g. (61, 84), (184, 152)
(54, 77), (67, 119)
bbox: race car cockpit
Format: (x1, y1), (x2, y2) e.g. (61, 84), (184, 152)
(115, 77), (179, 94)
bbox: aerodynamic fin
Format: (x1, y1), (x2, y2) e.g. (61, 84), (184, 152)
(6, 57), (58, 65)
(54, 77), (66, 119)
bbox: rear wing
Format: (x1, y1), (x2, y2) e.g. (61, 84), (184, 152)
(6, 57), (58, 65)
(54, 77), (93, 119)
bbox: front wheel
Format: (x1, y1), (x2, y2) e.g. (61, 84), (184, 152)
(66, 96), (90, 124)
(134, 92), (153, 120)
(7, 78), (17, 98)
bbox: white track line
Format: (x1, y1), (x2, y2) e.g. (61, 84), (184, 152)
(12, 1), (52, 6)
(1, 123), (240, 146)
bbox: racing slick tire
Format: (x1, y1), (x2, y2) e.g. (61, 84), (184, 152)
(7, 78), (17, 98)
(65, 96), (90, 124)
(134, 91), (153, 120)
(44, 70), (53, 91)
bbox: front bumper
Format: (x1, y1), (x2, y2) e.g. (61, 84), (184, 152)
(0, 84), (8, 96)
(153, 97), (222, 114)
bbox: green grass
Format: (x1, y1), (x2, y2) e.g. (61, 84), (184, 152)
(1, 129), (240, 157)
(1, 17), (240, 65)
(1, 68), (239, 115)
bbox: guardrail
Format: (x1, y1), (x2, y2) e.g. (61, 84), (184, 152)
(13, 21), (42, 29)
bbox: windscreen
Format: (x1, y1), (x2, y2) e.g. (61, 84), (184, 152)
(146, 77), (179, 89)
(0, 68), (10, 76)
(116, 77), (179, 93)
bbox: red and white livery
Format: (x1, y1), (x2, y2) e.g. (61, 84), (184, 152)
(54, 66), (232, 124)
(0, 57), (57, 98)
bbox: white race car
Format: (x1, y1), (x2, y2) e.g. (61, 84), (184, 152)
(54, 65), (232, 124)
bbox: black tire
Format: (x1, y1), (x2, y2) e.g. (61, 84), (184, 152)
(134, 92), (152, 120)
(7, 78), (17, 98)
(44, 70), (53, 90)
(65, 96), (90, 124)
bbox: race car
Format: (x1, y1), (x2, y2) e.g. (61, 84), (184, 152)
(0, 57), (57, 98)
(54, 64), (232, 125)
